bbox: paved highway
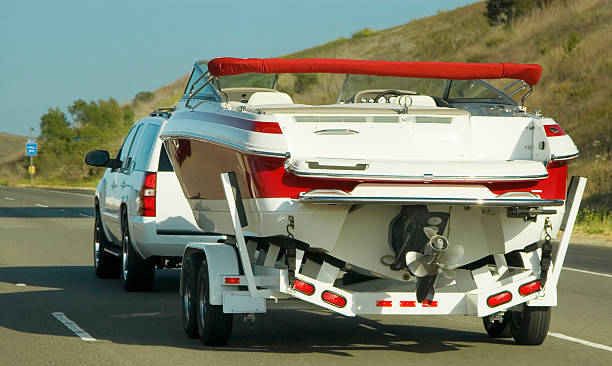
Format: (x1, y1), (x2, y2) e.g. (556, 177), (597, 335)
(1, 186), (610, 365)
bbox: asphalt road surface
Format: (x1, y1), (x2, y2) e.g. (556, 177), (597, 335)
(1, 186), (611, 365)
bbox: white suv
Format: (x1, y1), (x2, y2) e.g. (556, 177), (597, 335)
(85, 109), (222, 291)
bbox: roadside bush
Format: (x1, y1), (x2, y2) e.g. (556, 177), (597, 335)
(485, 0), (556, 25)
(352, 28), (380, 39)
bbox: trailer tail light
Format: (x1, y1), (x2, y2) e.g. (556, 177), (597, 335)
(293, 279), (315, 295)
(321, 291), (347, 308)
(376, 300), (392, 307)
(487, 291), (512, 307)
(519, 280), (541, 296)
(139, 172), (156, 217)
(224, 277), (241, 285)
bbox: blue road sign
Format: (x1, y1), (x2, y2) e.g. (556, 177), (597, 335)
(26, 142), (37, 156)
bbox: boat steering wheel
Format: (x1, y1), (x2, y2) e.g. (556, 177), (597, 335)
(373, 89), (417, 103)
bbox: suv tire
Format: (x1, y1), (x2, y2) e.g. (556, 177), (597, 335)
(93, 205), (120, 278)
(120, 214), (155, 291)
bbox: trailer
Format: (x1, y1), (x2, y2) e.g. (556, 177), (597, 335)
(179, 172), (586, 346)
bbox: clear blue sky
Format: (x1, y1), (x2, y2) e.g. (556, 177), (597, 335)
(0, 0), (477, 137)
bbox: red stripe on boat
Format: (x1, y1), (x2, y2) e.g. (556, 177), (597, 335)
(173, 111), (282, 134)
(208, 57), (543, 85)
(166, 138), (567, 201)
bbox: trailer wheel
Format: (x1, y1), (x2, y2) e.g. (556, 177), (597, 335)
(181, 253), (202, 338)
(120, 215), (155, 291)
(510, 306), (551, 345)
(196, 256), (233, 346)
(483, 313), (512, 338)
(93, 205), (120, 278)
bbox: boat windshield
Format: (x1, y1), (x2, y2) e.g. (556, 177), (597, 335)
(217, 73), (277, 90)
(181, 65), (220, 101)
(339, 74), (516, 105)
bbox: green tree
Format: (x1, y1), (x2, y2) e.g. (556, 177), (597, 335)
(38, 98), (135, 182)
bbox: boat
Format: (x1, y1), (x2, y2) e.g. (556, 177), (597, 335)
(160, 57), (579, 304)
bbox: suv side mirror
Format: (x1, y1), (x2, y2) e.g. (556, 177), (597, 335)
(85, 150), (121, 169)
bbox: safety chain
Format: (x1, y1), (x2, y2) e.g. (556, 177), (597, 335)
(540, 218), (553, 287)
(285, 216), (296, 286)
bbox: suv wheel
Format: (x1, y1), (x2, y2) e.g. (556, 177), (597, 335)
(120, 214), (155, 291)
(93, 205), (120, 278)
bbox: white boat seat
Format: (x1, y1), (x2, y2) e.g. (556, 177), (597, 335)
(407, 95), (437, 107)
(247, 92), (294, 105)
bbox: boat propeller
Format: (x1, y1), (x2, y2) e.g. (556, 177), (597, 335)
(405, 226), (464, 302)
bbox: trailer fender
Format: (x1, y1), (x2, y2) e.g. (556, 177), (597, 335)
(181, 242), (239, 305)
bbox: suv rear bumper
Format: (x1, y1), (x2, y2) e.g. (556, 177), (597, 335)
(129, 216), (225, 258)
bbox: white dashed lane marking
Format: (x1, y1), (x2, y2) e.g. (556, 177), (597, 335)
(34, 203), (48, 208)
(4, 197), (15, 200)
(549, 332), (612, 352)
(564, 267), (612, 278)
(52, 312), (96, 342)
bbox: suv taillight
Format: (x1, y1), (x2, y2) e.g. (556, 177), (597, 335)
(139, 172), (156, 217)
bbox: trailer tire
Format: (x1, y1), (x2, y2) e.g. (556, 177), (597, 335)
(196, 256), (233, 346)
(181, 253), (202, 338)
(120, 214), (155, 291)
(510, 306), (551, 345)
(483, 313), (512, 338)
(93, 205), (120, 278)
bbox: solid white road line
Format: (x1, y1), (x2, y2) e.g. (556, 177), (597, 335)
(34, 203), (48, 208)
(52, 312), (96, 342)
(549, 332), (612, 352)
(563, 267), (612, 278)
(4, 197), (15, 200)
(35, 188), (93, 198)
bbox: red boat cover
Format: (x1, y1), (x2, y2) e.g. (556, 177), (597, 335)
(208, 57), (542, 85)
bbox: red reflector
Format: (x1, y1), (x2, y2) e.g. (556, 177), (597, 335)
(544, 124), (566, 137)
(293, 279), (315, 295)
(321, 291), (347, 308)
(400, 300), (416, 308)
(487, 291), (512, 307)
(422, 300), (438, 307)
(376, 300), (392, 307)
(224, 277), (240, 284)
(519, 280), (541, 296)
(143, 172), (157, 188)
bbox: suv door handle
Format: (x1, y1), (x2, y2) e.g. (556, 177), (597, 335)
(110, 183), (117, 188)
(120, 182), (127, 188)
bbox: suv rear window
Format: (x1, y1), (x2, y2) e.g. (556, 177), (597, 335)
(158, 144), (174, 172)
(133, 124), (161, 171)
